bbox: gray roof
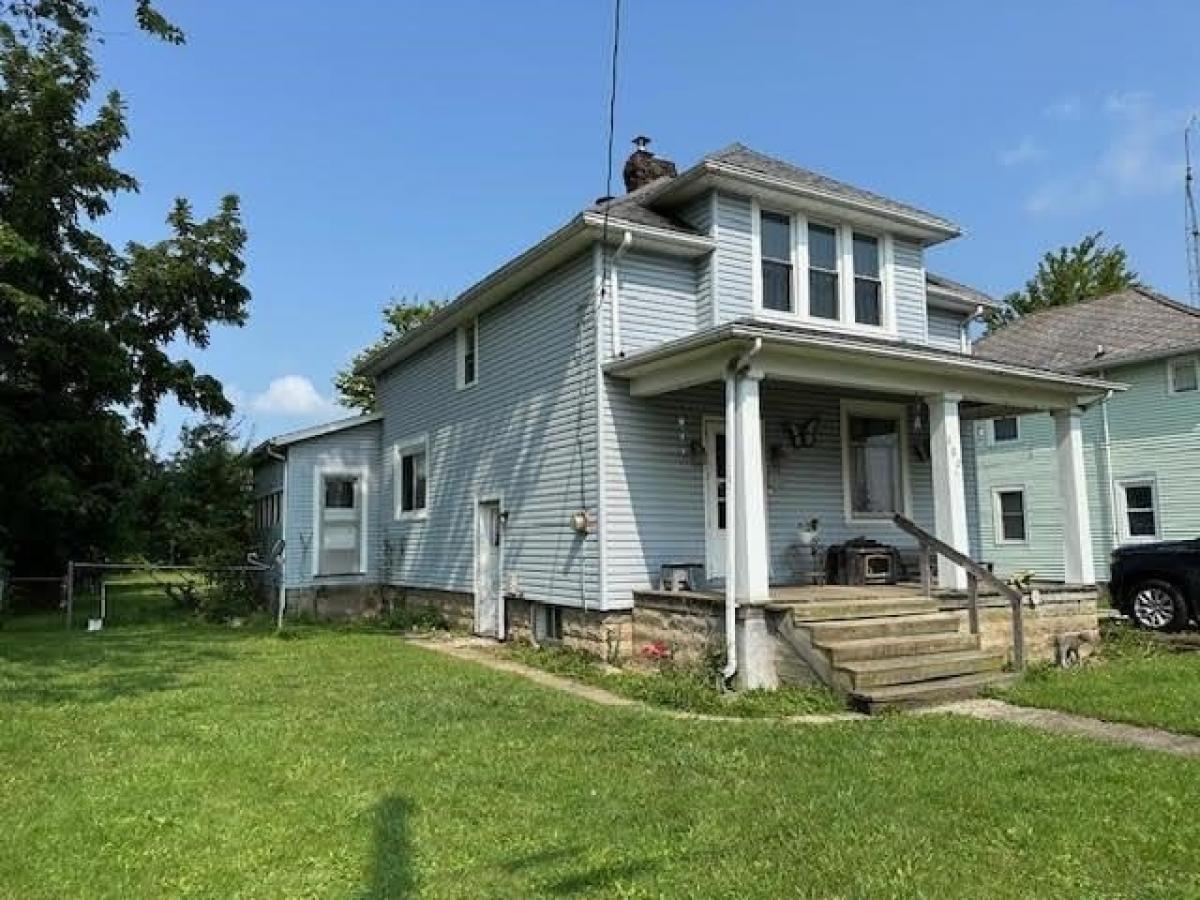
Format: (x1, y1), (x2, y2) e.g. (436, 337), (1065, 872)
(703, 144), (960, 234)
(974, 288), (1200, 373)
(589, 176), (700, 235)
(926, 272), (997, 309)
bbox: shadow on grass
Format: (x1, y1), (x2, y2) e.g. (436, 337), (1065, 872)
(361, 795), (416, 899)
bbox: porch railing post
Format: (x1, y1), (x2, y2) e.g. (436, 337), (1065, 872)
(1011, 591), (1026, 671)
(966, 571), (979, 636)
(919, 546), (932, 598)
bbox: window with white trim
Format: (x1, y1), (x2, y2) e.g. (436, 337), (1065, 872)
(808, 223), (840, 320)
(396, 441), (428, 518)
(992, 416), (1019, 443)
(845, 412), (903, 518)
(994, 489), (1027, 543)
(759, 211), (793, 313)
(319, 474), (363, 575)
(1117, 479), (1159, 540)
(852, 232), (882, 326)
(1168, 356), (1198, 394)
(457, 320), (478, 389)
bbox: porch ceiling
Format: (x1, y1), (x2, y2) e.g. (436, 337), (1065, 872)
(605, 321), (1125, 410)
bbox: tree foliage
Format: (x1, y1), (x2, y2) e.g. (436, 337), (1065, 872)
(0, 2), (250, 572)
(987, 232), (1140, 330)
(334, 298), (443, 411)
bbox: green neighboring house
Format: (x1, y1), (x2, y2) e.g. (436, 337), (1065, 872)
(969, 288), (1200, 582)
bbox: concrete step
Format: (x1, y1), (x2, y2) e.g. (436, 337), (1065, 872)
(790, 597), (940, 623)
(817, 631), (980, 664)
(802, 612), (963, 644)
(835, 649), (1005, 690)
(851, 673), (1016, 714)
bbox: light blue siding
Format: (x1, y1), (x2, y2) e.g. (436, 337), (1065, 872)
(615, 251), (700, 357)
(893, 239), (927, 343)
(376, 253), (600, 608)
(714, 193), (755, 322)
(253, 458), (285, 558)
(926, 307), (965, 352)
(601, 378), (937, 605)
(677, 192), (715, 330)
(282, 421), (383, 588)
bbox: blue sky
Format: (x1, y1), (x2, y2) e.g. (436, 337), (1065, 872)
(94, 1), (1200, 451)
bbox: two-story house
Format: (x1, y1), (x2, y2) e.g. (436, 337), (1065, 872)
(253, 141), (1113, 703)
(970, 289), (1200, 629)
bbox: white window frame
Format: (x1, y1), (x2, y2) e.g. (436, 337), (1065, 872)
(312, 466), (369, 577)
(394, 434), (430, 521)
(991, 486), (1028, 545)
(1115, 476), (1160, 543)
(750, 198), (896, 337)
(849, 229), (885, 328)
(456, 318), (479, 390)
(840, 399), (912, 523)
(756, 207), (796, 314)
(991, 416), (1020, 445)
(1167, 356), (1199, 395)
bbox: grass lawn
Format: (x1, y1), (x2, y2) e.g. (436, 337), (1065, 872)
(999, 624), (1200, 737)
(3, 615), (1200, 897)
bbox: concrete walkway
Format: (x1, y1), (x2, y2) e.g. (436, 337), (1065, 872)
(925, 698), (1200, 758)
(408, 636), (865, 725)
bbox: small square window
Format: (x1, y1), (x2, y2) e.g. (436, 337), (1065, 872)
(1169, 358), (1198, 394)
(324, 478), (356, 510)
(995, 489), (1026, 542)
(992, 417), (1019, 443)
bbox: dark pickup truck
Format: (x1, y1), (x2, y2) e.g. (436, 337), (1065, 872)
(1110, 539), (1200, 631)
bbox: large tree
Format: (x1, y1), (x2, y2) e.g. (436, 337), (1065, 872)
(334, 298), (442, 411)
(987, 232), (1140, 330)
(0, 2), (250, 572)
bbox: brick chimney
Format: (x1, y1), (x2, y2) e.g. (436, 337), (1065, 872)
(622, 136), (677, 193)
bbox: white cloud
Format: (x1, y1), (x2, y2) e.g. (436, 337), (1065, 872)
(247, 375), (338, 416)
(1043, 97), (1082, 120)
(999, 137), (1044, 167)
(1024, 91), (1183, 216)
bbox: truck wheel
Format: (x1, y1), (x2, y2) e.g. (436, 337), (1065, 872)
(1128, 579), (1187, 632)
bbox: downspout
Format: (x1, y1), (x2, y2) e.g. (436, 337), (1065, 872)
(1098, 389), (1119, 557)
(608, 231), (634, 358)
(722, 337), (763, 685)
(266, 445), (288, 630)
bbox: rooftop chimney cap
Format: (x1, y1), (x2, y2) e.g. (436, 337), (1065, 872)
(632, 135), (652, 150)
(622, 135), (677, 193)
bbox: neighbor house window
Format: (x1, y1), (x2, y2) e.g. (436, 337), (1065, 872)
(457, 320), (478, 389)
(319, 474), (363, 575)
(852, 232), (882, 326)
(396, 440), (428, 517)
(994, 489), (1027, 543)
(759, 211), (793, 312)
(844, 409), (903, 518)
(1168, 357), (1198, 394)
(1118, 479), (1159, 540)
(992, 416), (1019, 443)
(808, 223), (840, 320)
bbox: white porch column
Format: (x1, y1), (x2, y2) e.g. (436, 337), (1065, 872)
(1053, 407), (1096, 585)
(733, 368), (770, 604)
(926, 393), (970, 590)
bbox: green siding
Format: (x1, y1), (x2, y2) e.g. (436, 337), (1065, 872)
(971, 357), (1200, 581)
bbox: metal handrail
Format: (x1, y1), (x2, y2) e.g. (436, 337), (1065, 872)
(891, 513), (1025, 670)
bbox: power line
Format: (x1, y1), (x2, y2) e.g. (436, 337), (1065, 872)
(1185, 115), (1200, 306)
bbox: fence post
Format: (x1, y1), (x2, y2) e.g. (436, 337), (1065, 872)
(64, 561), (74, 630)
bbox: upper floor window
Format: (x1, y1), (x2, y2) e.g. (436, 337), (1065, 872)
(457, 320), (478, 389)
(808, 223), (840, 320)
(992, 416), (1019, 443)
(396, 438), (429, 519)
(1168, 356), (1198, 394)
(759, 211), (793, 313)
(852, 233), (882, 326)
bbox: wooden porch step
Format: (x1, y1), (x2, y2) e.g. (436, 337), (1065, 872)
(802, 612), (962, 643)
(835, 648), (1005, 690)
(850, 673), (1016, 714)
(817, 631), (980, 664)
(789, 597), (939, 623)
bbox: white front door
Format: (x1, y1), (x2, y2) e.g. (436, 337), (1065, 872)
(704, 420), (769, 580)
(474, 500), (503, 637)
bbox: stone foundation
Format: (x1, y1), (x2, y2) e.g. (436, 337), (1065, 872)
(287, 583), (385, 620)
(631, 590), (724, 665)
(952, 587), (1100, 665)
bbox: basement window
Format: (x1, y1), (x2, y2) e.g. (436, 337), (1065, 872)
(535, 604), (564, 642)
(994, 489), (1027, 543)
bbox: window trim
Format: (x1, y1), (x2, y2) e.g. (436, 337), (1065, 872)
(839, 399), (912, 523)
(1115, 476), (1160, 543)
(1167, 355), (1199, 396)
(456, 318), (479, 390)
(850, 230), (884, 327)
(991, 485), (1028, 546)
(394, 434), (430, 521)
(312, 466), (369, 578)
(991, 416), (1020, 445)
(757, 208), (795, 314)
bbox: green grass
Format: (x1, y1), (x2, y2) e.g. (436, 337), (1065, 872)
(3, 615), (1200, 897)
(998, 623), (1200, 736)
(503, 642), (845, 718)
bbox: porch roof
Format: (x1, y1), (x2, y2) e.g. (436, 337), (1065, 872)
(605, 320), (1124, 410)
